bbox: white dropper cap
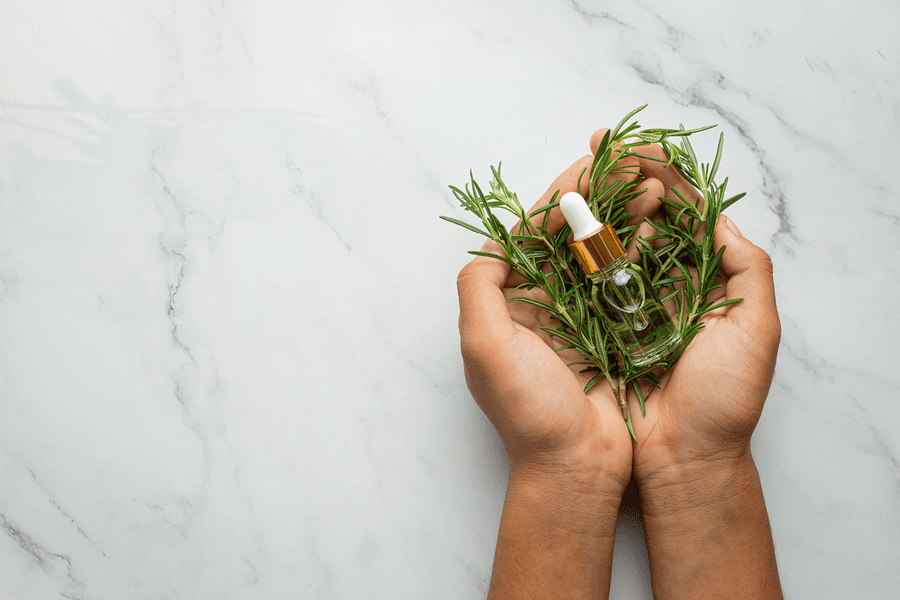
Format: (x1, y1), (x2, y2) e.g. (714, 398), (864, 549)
(559, 192), (602, 240)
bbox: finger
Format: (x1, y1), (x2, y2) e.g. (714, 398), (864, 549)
(626, 216), (662, 262)
(623, 177), (664, 261)
(504, 285), (554, 334)
(505, 155), (595, 288)
(589, 128), (610, 155)
(516, 154), (594, 236)
(522, 129), (647, 241)
(632, 142), (700, 206)
(626, 177), (664, 226)
(715, 215), (780, 349)
(457, 239), (517, 357)
(633, 143), (708, 238)
(588, 127), (641, 193)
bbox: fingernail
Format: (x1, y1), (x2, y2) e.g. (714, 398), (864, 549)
(723, 215), (743, 237)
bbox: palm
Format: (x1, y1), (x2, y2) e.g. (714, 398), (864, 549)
(622, 158), (779, 469)
(631, 313), (773, 467)
(499, 282), (632, 470)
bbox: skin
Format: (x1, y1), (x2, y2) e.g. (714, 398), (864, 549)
(456, 129), (783, 599)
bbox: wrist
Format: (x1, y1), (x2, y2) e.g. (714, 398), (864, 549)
(633, 434), (752, 490)
(635, 451), (757, 520)
(505, 407), (634, 495)
(507, 439), (632, 502)
(634, 453), (784, 599)
(504, 459), (625, 544)
(509, 452), (629, 504)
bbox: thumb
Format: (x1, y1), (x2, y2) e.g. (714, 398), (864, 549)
(714, 215), (781, 351)
(457, 240), (517, 364)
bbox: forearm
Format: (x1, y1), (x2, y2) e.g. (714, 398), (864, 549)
(637, 454), (783, 600)
(487, 462), (625, 600)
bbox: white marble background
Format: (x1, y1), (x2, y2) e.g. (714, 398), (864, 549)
(1, 1), (898, 598)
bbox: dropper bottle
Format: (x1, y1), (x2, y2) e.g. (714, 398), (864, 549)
(559, 192), (681, 367)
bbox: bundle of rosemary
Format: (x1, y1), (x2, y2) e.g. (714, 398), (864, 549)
(442, 106), (746, 440)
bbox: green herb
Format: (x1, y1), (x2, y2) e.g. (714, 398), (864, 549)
(442, 105), (744, 440)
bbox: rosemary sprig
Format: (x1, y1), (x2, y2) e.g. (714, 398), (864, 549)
(442, 106), (744, 440)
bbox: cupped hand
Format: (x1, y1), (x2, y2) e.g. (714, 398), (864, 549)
(588, 132), (783, 482)
(456, 154), (649, 489)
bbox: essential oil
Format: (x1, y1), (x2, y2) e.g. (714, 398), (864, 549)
(560, 192), (681, 367)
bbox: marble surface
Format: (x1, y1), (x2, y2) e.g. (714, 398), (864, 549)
(1, 1), (898, 598)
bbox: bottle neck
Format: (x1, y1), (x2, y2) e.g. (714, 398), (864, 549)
(568, 222), (626, 275)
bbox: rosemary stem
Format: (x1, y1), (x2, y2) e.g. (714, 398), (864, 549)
(651, 238), (688, 284)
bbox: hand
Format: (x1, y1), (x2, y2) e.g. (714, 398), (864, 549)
(457, 154), (651, 488)
(457, 149), (655, 600)
(600, 135), (782, 482)
(592, 132), (784, 599)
